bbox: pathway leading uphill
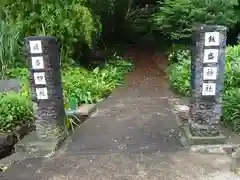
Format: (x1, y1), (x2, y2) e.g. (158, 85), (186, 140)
(2, 47), (238, 180)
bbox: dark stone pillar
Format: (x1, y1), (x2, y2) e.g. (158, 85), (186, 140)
(24, 36), (67, 153)
(189, 25), (226, 138)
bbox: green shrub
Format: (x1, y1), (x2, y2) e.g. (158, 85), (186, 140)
(166, 45), (191, 95)
(151, 0), (239, 40)
(5, 67), (28, 79)
(6, 56), (132, 105)
(0, 21), (23, 78)
(224, 45), (240, 88)
(223, 88), (240, 132)
(2, 0), (98, 65)
(167, 44), (190, 63)
(0, 92), (34, 132)
(1, 56), (132, 132)
(166, 55), (191, 96)
(60, 56), (132, 104)
(62, 66), (114, 104)
(166, 43), (240, 132)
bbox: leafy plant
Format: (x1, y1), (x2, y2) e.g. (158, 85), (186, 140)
(223, 88), (240, 132)
(0, 21), (23, 79)
(1, 55), (132, 132)
(2, 0), (98, 65)
(167, 44), (190, 63)
(166, 46), (191, 95)
(166, 43), (240, 132)
(151, 0), (239, 40)
(224, 44), (240, 88)
(62, 56), (132, 105)
(64, 96), (82, 132)
(0, 92), (34, 132)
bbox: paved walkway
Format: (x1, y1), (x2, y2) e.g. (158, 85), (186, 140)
(1, 49), (239, 180)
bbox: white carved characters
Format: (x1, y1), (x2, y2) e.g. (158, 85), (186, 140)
(202, 31), (220, 96)
(29, 40), (48, 100)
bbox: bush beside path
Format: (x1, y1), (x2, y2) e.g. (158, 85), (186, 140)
(0, 55), (132, 133)
(166, 43), (240, 133)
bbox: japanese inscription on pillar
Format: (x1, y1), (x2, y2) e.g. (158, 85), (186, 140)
(31, 56), (44, 69)
(190, 25), (226, 137)
(29, 40), (48, 100)
(25, 36), (66, 152)
(202, 32), (219, 96)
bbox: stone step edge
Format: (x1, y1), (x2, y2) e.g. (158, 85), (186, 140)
(0, 152), (29, 172)
(0, 104), (97, 173)
(190, 144), (240, 155)
(66, 104), (97, 116)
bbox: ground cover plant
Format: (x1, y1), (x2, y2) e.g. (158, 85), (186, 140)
(0, 92), (34, 132)
(166, 43), (240, 132)
(1, 55), (132, 132)
(0, 0), (134, 132)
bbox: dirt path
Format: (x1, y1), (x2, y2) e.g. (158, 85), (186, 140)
(124, 47), (168, 89)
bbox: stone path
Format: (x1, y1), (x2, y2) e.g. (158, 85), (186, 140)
(1, 48), (239, 180)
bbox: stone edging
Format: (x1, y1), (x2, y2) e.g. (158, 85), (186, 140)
(169, 97), (240, 173)
(0, 104), (97, 173)
(0, 123), (34, 172)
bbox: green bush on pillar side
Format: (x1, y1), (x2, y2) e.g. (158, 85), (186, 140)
(166, 45), (191, 96)
(223, 89), (240, 132)
(6, 55), (132, 105)
(0, 0), (98, 70)
(0, 92), (34, 132)
(166, 43), (240, 132)
(0, 21), (23, 78)
(2, 55), (132, 132)
(222, 45), (240, 131)
(62, 56), (132, 104)
(151, 0), (238, 41)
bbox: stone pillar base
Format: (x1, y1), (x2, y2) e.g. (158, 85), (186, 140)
(231, 148), (240, 173)
(179, 126), (226, 148)
(15, 123), (67, 158)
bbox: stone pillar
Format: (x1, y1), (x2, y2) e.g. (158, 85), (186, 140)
(181, 25), (227, 146)
(24, 36), (67, 154)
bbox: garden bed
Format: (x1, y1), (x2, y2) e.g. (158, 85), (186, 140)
(0, 55), (132, 163)
(0, 91), (35, 161)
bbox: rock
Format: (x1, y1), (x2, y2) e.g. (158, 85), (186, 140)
(0, 134), (15, 159)
(0, 123), (33, 160)
(175, 105), (189, 120)
(13, 123), (35, 140)
(190, 144), (240, 155)
(231, 147), (240, 172)
(66, 104), (97, 123)
(0, 79), (20, 93)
